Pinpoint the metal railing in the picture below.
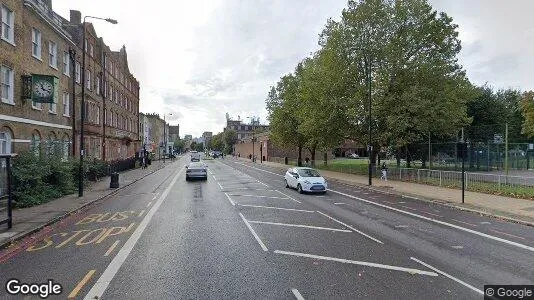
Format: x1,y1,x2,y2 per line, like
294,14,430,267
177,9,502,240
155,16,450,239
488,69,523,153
0,155,14,229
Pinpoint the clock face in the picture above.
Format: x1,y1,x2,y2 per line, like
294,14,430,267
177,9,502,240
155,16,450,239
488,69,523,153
33,80,53,98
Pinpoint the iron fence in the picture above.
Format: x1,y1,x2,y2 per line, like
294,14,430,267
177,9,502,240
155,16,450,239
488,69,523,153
0,155,13,229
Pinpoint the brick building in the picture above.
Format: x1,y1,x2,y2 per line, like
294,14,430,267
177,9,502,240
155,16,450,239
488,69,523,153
1,0,75,158
223,114,269,142
234,131,333,163
0,0,140,161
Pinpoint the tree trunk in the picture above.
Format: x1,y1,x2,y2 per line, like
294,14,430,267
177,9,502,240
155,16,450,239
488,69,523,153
310,146,316,167
406,146,411,168
324,152,328,166
396,147,401,168
297,146,302,167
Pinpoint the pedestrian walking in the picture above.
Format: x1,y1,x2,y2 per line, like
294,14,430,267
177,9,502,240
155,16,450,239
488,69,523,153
381,163,388,181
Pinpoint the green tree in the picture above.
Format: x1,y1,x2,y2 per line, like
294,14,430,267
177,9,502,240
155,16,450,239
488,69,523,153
210,132,225,151
173,139,185,153
266,73,307,166
316,0,474,167
224,129,238,154
520,91,534,138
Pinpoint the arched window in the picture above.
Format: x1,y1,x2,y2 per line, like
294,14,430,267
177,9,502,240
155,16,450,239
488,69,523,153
31,131,41,156
0,127,12,155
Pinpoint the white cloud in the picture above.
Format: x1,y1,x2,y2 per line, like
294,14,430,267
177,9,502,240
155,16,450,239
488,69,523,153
53,0,534,137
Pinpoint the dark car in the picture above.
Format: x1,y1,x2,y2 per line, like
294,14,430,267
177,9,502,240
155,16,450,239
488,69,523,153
185,162,208,181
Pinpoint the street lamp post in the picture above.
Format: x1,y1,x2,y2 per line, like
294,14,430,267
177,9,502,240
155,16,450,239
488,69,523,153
79,15,117,197
68,48,76,157
365,53,372,186
247,117,256,162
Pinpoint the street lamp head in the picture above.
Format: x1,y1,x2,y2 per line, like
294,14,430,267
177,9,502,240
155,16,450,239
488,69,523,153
105,18,118,24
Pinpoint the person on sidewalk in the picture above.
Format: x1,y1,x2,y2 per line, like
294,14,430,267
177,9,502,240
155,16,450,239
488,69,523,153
381,162,388,181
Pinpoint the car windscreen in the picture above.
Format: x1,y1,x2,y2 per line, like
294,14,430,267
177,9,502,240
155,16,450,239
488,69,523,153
297,169,321,177
188,163,205,169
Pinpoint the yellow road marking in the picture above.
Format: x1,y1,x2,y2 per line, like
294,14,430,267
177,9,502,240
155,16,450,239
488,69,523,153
68,269,96,299
104,240,120,256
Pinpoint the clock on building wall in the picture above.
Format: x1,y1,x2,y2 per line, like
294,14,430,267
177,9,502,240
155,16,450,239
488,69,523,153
29,74,58,103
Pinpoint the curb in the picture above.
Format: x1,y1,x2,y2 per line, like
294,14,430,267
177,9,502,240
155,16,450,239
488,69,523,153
0,163,168,250
246,161,534,228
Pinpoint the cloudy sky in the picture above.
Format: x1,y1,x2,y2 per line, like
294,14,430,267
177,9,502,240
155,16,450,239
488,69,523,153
52,0,534,138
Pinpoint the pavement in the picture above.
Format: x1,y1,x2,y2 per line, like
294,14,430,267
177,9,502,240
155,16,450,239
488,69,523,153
244,158,534,225
0,154,531,299
0,159,170,249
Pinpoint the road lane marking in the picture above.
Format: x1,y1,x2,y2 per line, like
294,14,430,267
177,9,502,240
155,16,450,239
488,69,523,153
398,201,406,204
316,211,383,244
137,210,146,217
328,190,534,253
69,270,96,299
334,202,346,205
257,180,269,187
275,250,438,276
451,219,478,227
410,257,483,295
208,169,213,175
146,201,152,208
104,240,120,256
395,225,409,228
228,194,288,199
238,204,315,213
275,190,302,203
239,213,268,251
216,181,224,190
224,193,236,206
222,188,277,191
451,245,464,249
399,205,418,211
421,211,442,218
292,289,305,300
248,220,352,233
229,161,534,253
83,167,184,300
480,221,491,225
490,229,526,240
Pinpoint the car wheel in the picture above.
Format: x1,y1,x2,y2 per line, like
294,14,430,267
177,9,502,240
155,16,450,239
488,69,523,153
297,184,303,194
186,176,189,181
285,179,289,188
322,191,327,195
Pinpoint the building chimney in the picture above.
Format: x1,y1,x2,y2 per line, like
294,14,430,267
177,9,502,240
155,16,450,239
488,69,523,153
70,10,81,25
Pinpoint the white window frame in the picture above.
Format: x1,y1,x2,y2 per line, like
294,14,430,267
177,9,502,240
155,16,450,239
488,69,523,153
1,65,14,104
86,70,91,90
1,5,15,45
48,41,58,69
96,76,100,95
89,44,94,57
49,100,57,114
32,100,42,110
75,62,81,83
32,28,42,60
63,92,70,117
0,130,12,155
63,52,70,76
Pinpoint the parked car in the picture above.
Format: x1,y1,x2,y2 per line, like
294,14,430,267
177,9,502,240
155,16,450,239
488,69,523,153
348,153,360,159
185,162,208,181
284,167,327,194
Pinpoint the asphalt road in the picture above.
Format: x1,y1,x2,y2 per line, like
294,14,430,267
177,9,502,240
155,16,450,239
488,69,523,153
0,155,532,299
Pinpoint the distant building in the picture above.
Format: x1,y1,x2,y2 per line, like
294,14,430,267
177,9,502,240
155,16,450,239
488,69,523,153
202,131,212,148
223,114,269,142
169,125,180,144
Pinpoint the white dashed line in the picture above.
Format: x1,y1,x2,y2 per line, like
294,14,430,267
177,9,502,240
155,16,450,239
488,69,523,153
238,204,315,213
275,250,438,276
224,193,235,206
316,211,383,244
248,220,352,233
410,257,483,295
292,289,305,300
239,213,268,252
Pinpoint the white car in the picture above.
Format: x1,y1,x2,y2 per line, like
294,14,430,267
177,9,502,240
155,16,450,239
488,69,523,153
284,167,327,194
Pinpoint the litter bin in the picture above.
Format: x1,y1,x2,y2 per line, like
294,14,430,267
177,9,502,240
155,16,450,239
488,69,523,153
110,172,119,188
